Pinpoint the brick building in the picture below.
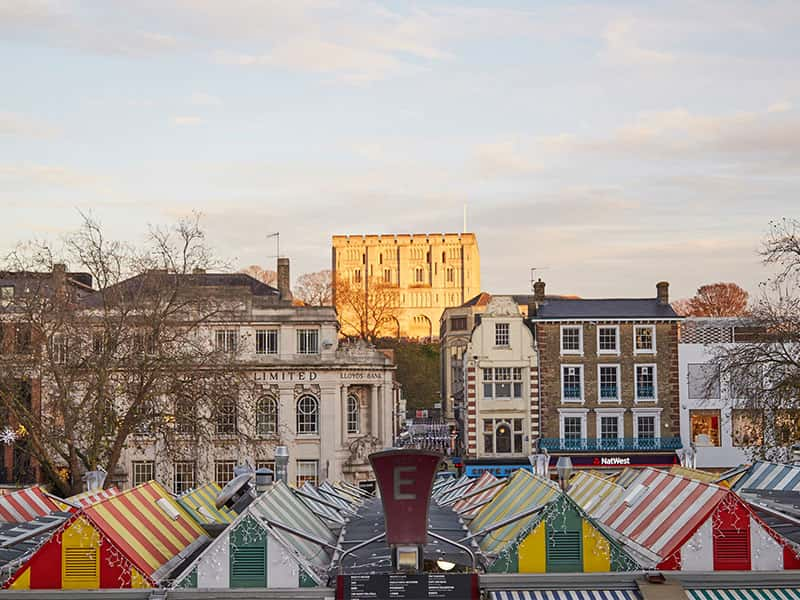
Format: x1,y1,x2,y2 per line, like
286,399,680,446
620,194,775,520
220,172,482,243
529,280,683,470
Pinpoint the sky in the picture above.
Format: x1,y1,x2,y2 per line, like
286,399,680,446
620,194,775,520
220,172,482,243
1,1,799,301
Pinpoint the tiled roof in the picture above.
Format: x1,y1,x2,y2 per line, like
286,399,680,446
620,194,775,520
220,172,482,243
533,298,679,319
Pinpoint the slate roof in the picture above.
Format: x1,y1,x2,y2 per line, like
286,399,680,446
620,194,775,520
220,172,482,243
532,298,679,320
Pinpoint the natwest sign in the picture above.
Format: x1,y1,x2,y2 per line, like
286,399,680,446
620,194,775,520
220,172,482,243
369,449,442,545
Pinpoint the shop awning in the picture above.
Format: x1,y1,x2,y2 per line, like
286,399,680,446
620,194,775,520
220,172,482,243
490,591,640,600
687,590,800,600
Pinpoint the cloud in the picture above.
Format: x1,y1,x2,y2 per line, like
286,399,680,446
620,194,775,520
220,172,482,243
0,164,109,189
600,18,675,66
172,116,202,126
767,100,792,113
472,140,542,177
189,92,221,106
0,111,59,138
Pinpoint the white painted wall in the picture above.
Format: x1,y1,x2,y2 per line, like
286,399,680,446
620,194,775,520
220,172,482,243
680,518,713,570
749,516,784,570
267,534,300,587
196,533,230,588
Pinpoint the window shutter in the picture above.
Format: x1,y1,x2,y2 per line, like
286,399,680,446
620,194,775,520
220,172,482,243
230,544,267,587
63,547,98,588
713,528,750,570
546,530,582,572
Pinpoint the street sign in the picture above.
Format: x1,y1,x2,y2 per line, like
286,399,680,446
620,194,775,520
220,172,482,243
337,573,479,600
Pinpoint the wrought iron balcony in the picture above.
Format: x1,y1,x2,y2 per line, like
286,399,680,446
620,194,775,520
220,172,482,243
538,437,683,452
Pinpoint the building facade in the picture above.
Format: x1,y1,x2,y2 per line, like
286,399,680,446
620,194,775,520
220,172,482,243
332,233,481,339
678,317,761,470
530,280,682,470
461,296,539,460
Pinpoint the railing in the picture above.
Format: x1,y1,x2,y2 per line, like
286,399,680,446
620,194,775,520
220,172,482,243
539,437,683,452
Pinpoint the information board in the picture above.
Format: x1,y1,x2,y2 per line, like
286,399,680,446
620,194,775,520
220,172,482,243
336,573,479,600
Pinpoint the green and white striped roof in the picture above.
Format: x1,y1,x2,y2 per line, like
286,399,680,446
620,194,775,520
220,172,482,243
568,471,625,518
687,590,800,600
177,482,236,525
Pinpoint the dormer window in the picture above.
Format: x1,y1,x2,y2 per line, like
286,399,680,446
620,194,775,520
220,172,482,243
495,323,510,346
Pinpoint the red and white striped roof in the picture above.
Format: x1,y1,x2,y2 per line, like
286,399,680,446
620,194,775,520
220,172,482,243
453,472,503,519
0,487,61,523
601,468,728,559
65,486,120,507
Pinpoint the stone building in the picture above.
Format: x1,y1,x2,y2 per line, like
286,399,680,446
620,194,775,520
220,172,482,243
119,259,398,491
529,280,683,470
331,233,481,339
460,296,539,462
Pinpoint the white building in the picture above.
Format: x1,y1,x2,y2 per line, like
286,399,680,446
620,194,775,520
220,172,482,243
679,317,759,469
462,296,539,460
120,259,397,492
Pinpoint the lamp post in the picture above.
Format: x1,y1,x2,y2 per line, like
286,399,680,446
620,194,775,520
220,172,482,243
556,456,573,491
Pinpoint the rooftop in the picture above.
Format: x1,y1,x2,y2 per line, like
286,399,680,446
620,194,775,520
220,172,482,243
532,298,679,320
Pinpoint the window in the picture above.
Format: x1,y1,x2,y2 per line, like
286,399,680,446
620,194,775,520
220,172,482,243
559,410,588,449
637,416,656,439
775,410,800,446
450,317,467,331
414,267,424,283
632,409,661,445
14,324,32,354
215,329,238,353
297,329,319,354
732,409,763,446
446,268,454,283
214,461,236,487
133,403,155,435
347,395,360,434
560,326,582,354
256,460,275,473
599,415,620,448
561,365,584,402
131,461,154,486
297,394,319,434
174,396,195,435
91,331,106,355
383,269,391,283
482,418,523,454
256,396,278,437
482,367,523,399
564,417,582,440
215,397,237,435
174,462,196,494
495,323,510,346
635,365,657,401
353,269,362,283
690,409,721,446
0,285,14,307
688,363,720,399
255,329,278,354
51,333,68,364
296,460,318,487
634,325,655,353
597,326,618,354
598,365,620,402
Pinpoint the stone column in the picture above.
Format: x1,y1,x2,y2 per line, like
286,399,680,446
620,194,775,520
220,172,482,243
320,385,338,481
376,384,384,443
340,385,348,446
371,384,379,438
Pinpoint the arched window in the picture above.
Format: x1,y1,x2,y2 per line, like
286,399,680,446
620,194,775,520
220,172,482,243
256,395,278,437
297,395,319,435
347,395,360,434
175,396,195,435
495,422,512,453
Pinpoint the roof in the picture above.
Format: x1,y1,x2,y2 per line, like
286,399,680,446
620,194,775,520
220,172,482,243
453,472,504,519
0,512,72,577
297,483,347,526
433,475,473,504
532,298,679,320
739,489,800,549
63,487,120,508
461,292,580,308
568,471,625,518
601,468,728,560
669,465,719,484
733,461,800,492
84,480,207,580
0,488,62,523
176,482,235,525
613,468,642,489
469,470,560,555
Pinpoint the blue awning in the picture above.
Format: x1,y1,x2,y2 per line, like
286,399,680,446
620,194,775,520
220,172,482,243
490,592,640,600
687,590,800,600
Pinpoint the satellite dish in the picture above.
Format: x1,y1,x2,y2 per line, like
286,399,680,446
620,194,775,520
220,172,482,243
215,473,253,509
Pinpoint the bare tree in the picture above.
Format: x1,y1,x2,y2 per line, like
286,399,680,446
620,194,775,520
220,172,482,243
673,282,749,317
240,264,277,286
334,275,400,341
295,269,332,306
0,214,270,495
708,219,800,460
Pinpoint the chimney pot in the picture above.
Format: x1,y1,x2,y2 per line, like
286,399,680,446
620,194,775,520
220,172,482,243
657,281,669,305
277,258,291,301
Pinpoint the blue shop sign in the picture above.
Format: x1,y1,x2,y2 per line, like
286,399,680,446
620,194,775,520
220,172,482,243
464,464,532,477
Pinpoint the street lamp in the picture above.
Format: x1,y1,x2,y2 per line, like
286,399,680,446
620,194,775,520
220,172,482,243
274,446,289,484
556,456,573,491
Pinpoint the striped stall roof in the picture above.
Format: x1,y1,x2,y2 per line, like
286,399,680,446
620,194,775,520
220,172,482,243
64,487,120,508
177,482,235,525
249,481,336,572
614,468,642,488
733,462,800,493
454,472,503,519
433,475,471,502
336,480,372,499
0,487,61,523
84,480,206,579
297,483,346,526
568,471,625,518
470,470,560,555
436,476,476,505
601,468,728,560
318,482,360,511
686,590,800,600
669,466,719,484
331,482,366,505
490,591,641,600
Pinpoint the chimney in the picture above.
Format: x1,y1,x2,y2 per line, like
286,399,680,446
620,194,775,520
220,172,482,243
192,267,206,275
657,281,669,305
529,278,546,316
277,258,291,301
